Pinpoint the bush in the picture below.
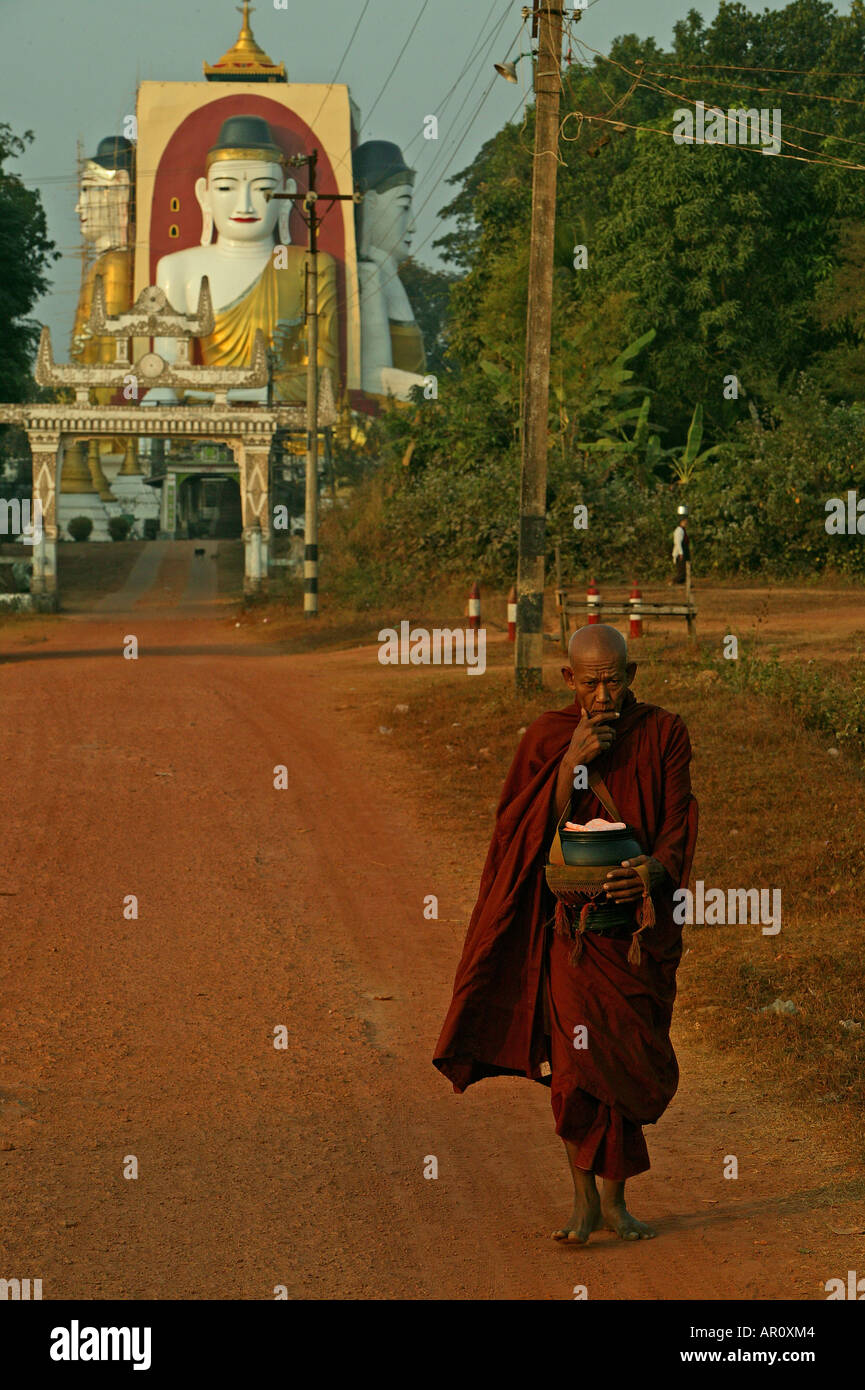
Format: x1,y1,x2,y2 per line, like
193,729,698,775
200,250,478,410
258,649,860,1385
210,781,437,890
713,646,865,765
108,515,133,542
67,516,93,542
322,371,865,603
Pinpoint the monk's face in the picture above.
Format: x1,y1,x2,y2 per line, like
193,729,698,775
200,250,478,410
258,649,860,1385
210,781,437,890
562,648,636,716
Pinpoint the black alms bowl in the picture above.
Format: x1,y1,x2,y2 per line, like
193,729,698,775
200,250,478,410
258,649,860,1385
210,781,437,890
559,825,643,867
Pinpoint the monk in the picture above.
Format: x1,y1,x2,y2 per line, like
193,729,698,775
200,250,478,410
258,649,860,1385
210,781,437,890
434,624,698,1243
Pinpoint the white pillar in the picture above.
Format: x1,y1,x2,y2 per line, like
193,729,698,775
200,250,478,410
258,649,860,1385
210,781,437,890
28,432,61,608
161,473,177,536
237,438,272,595
244,524,262,594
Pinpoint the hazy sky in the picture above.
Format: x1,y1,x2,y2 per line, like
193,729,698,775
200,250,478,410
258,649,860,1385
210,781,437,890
0,0,849,346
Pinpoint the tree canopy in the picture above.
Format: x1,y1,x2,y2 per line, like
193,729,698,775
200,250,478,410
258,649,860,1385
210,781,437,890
335,1,865,590
0,124,58,404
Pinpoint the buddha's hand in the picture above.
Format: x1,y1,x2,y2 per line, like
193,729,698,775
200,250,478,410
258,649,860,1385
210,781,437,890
564,708,619,771
604,854,666,903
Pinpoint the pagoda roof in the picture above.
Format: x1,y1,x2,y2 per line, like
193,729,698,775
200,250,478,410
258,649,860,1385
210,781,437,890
204,2,287,83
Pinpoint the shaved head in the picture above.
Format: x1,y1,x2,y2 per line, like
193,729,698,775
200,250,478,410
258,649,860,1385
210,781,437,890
562,624,636,715
567,623,628,671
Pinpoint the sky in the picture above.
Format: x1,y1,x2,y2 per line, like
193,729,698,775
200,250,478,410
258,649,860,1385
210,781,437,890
0,0,851,348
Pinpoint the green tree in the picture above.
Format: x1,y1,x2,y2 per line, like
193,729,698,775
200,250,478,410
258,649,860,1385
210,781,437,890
0,125,59,403
396,259,458,376
326,0,865,597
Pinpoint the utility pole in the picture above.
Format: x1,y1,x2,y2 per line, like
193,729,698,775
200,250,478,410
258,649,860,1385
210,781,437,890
270,153,359,617
304,151,321,620
515,1,565,692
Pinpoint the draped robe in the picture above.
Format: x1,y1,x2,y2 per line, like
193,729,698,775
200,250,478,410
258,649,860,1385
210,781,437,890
71,248,133,452
433,690,698,1179
198,250,339,405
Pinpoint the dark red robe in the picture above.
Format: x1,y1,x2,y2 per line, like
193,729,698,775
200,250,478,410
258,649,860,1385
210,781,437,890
433,690,698,1178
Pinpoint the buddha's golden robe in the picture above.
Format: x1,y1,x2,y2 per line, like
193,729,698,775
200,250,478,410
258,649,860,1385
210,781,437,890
199,249,340,403
389,320,426,375
70,248,133,407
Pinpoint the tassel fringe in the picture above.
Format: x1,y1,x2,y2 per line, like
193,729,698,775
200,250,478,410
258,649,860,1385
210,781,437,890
637,889,656,931
627,885,656,965
552,882,655,969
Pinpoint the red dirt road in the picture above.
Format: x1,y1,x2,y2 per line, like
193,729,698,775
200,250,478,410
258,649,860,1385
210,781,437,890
0,547,859,1299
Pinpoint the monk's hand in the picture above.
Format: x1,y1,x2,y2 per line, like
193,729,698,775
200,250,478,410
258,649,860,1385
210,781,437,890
604,854,665,903
565,708,619,770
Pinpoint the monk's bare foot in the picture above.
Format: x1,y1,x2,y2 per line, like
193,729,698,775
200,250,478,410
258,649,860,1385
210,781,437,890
601,1200,656,1240
552,1190,601,1244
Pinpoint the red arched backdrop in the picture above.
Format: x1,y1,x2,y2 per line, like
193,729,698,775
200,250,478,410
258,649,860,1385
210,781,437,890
149,93,349,384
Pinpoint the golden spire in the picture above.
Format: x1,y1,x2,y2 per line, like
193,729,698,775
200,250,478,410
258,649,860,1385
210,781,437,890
204,1,287,83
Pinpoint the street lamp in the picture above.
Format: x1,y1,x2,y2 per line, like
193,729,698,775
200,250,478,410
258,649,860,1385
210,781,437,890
494,53,533,83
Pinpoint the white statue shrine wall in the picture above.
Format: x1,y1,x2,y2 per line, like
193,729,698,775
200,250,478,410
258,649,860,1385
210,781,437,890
133,80,361,393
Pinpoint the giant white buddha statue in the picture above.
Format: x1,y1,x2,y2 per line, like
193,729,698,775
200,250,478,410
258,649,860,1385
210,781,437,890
69,134,137,482
150,115,339,404
71,135,135,374
353,140,427,401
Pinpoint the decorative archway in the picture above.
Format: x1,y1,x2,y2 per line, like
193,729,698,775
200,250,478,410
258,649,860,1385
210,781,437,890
0,280,336,606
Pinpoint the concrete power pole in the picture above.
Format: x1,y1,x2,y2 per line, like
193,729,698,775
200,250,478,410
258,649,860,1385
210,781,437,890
515,1,565,693
270,153,358,618
304,152,321,619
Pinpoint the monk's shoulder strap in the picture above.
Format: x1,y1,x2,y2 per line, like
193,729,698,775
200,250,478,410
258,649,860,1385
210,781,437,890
547,767,623,867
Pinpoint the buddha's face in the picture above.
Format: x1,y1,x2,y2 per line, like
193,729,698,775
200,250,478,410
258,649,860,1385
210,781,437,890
75,165,130,250
362,182,415,264
196,159,295,245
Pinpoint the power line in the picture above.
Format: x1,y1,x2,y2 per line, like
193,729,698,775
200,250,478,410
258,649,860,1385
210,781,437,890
562,107,865,174
643,60,865,79
571,41,865,172
401,0,511,159
28,20,523,340
641,65,865,112
307,0,373,136
361,0,433,136
338,54,528,327
407,10,519,205
44,1,507,194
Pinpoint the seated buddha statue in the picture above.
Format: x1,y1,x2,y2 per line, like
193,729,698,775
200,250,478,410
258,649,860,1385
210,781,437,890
71,135,135,388
150,116,338,405
353,140,427,401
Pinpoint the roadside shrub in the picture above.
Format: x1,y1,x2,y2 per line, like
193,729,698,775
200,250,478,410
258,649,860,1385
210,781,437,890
108,515,133,542
67,516,93,543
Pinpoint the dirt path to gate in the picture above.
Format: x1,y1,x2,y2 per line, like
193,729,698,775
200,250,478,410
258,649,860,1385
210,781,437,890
0,562,860,1300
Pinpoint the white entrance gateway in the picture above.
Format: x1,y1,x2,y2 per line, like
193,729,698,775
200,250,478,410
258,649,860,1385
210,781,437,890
0,278,335,607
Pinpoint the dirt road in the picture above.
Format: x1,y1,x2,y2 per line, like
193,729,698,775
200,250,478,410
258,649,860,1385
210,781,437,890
0,544,858,1300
